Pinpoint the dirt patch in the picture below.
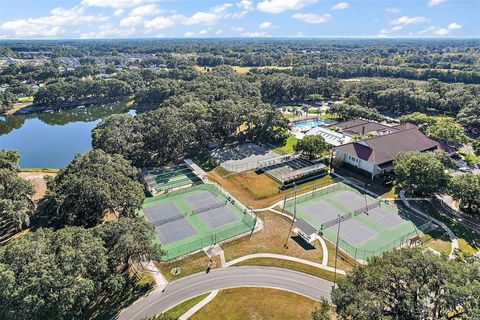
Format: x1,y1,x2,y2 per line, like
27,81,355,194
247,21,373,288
3,101,32,115
18,171,56,201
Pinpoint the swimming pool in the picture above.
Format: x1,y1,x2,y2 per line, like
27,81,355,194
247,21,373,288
294,120,327,130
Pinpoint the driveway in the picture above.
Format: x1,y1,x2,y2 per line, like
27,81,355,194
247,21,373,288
117,266,333,320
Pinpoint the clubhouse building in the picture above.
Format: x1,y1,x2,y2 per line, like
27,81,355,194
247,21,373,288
334,124,440,178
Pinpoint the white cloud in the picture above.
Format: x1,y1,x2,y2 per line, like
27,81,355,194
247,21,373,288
428,0,446,7
212,3,233,14
80,24,135,38
385,7,401,14
390,16,428,25
448,22,461,30
185,12,220,26
419,22,461,36
257,0,317,14
433,28,450,35
184,31,195,37
331,2,350,10
144,15,183,30
129,4,162,16
198,29,208,35
243,31,269,37
231,26,244,32
379,25,403,36
215,29,223,35
120,16,143,26
226,10,249,19
81,0,155,9
1,5,108,38
259,21,272,29
292,13,331,24
113,9,125,16
237,0,254,11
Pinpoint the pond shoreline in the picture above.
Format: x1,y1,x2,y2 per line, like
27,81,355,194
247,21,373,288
9,96,131,116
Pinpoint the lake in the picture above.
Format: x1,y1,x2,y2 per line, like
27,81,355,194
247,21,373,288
0,103,135,168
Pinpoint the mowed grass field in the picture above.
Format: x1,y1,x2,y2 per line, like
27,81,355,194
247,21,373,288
189,288,323,320
208,168,336,208
194,65,292,74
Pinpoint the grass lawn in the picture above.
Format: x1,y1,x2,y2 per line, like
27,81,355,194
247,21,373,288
458,150,480,165
208,169,336,208
222,170,282,200
283,113,297,119
232,66,252,73
410,200,480,255
325,241,359,272
223,211,358,272
235,258,342,282
222,211,326,263
190,288,322,320
420,228,452,256
258,65,292,71
156,252,221,281
17,96,33,102
165,293,209,319
274,136,298,155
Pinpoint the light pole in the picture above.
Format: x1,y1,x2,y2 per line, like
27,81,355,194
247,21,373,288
332,214,341,290
363,182,370,214
284,182,297,249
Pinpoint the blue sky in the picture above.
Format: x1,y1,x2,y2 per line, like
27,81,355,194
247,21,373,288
0,0,478,39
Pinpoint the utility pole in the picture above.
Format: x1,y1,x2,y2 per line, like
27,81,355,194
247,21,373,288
332,214,341,290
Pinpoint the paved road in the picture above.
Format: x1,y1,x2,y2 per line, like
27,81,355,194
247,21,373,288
117,266,333,320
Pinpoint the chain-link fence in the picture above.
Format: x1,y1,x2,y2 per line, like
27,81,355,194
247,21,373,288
161,182,257,260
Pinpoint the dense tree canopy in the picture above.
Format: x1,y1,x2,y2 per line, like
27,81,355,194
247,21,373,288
43,149,144,227
0,168,35,230
93,72,289,167
295,135,329,159
448,174,480,215
0,150,35,230
332,248,480,320
328,103,383,122
0,217,162,320
34,79,133,107
394,151,449,196
0,150,21,170
426,119,467,146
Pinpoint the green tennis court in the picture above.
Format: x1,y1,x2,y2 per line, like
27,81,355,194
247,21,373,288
284,182,431,260
140,183,257,260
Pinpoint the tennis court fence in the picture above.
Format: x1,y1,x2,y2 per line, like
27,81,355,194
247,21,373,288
158,181,258,260
284,182,356,211
323,218,435,260
162,213,256,260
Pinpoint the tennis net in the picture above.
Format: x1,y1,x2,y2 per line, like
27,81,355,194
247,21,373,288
353,201,381,216
153,214,185,226
321,212,352,229
192,202,225,215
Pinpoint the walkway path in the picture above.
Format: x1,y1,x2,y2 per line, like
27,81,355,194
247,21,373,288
226,253,345,274
117,266,333,320
399,190,458,259
178,290,219,320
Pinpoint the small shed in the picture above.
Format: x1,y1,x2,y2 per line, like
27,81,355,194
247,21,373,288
293,219,318,243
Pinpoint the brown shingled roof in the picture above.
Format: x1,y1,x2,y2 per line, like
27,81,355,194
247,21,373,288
334,128,440,165
335,119,399,136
